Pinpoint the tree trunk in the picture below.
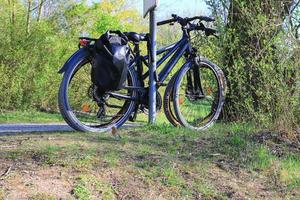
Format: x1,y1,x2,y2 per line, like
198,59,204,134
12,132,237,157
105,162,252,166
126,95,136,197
26,0,32,34
7,0,16,39
37,0,45,22
11,0,15,26
223,0,294,121
7,0,16,25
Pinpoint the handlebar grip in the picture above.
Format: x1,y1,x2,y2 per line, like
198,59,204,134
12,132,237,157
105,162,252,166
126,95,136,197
205,28,217,36
157,18,177,26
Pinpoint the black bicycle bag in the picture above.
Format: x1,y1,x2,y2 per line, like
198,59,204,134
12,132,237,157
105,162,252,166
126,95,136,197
91,31,130,93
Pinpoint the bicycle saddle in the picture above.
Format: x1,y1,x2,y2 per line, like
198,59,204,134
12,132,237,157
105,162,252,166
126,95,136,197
125,32,147,43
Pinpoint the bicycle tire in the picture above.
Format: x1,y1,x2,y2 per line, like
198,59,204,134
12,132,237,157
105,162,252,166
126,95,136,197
58,59,138,132
163,72,180,127
172,58,226,130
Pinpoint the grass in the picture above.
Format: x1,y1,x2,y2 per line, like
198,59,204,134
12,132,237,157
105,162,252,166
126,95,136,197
0,189,4,200
29,193,56,200
0,122,299,199
280,155,300,189
72,174,115,200
0,109,168,125
0,111,63,123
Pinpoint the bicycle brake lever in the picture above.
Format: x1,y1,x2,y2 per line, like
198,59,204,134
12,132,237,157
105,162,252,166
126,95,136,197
205,28,218,37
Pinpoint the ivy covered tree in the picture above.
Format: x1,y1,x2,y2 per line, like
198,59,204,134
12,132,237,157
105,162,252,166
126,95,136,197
206,0,300,130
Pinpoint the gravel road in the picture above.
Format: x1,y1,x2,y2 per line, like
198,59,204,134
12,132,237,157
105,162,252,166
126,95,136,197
0,123,74,135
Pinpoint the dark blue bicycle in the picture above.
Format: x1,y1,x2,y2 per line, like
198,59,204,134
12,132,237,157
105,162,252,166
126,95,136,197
58,14,227,132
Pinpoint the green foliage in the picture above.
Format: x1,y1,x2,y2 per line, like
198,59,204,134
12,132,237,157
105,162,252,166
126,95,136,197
0,0,299,136
204,0,300,133
0,0,143,112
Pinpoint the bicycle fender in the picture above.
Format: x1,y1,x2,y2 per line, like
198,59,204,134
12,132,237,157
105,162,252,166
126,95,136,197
58,47,91,74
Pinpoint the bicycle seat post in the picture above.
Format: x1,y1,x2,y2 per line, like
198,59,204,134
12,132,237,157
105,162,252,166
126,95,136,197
144,0,159,124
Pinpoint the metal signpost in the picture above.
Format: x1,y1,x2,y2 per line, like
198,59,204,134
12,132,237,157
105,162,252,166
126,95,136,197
144,0,159,124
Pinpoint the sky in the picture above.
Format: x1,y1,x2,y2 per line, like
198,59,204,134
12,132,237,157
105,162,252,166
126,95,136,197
89,0,210,20
137,0,210,20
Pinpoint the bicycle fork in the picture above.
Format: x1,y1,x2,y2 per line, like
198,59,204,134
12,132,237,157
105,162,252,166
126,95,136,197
186,61,206,100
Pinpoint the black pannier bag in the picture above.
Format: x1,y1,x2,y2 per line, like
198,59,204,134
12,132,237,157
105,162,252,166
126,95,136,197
91,31,130,93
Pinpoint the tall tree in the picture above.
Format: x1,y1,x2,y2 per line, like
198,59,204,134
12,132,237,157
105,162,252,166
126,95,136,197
7,0,16,38
26,0,32,34
207,0,297,121
37,0,46,22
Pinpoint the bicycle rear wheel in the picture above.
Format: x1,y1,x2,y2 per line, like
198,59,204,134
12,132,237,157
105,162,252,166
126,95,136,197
58,59,138,132
173,58,226,130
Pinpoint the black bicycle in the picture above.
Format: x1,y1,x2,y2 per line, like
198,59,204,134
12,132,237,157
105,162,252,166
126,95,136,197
58,14,227,132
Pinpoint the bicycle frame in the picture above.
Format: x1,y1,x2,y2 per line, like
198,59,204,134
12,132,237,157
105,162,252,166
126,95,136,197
110,32,198,101
136,34,192,87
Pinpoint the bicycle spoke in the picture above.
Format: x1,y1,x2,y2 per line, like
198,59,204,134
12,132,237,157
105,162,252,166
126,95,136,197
63,59,137,130
173,60,225,130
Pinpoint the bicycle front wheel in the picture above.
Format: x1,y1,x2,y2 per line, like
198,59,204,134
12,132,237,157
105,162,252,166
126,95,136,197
173,58,226,130
163,72,180,127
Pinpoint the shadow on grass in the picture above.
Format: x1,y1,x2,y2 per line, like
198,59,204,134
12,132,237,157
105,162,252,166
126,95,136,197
1,123,300,198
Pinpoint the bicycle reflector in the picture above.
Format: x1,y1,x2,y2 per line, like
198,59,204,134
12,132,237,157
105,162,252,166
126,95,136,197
79,39,90,46
82,103,90,113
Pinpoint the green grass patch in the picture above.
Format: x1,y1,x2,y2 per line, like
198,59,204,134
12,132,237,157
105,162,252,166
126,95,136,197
251,146,276,170
161,166,186,187
280,155,300,189
0,111,63,123
102,151,120,167
5,150,23,160
73,180,91,200
72,174,115,200
33,145,64,165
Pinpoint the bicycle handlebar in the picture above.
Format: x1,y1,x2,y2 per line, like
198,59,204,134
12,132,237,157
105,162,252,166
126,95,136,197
157,18,177,26
203,27,217,36
157,14,217,37
157,14,215,26
190,23,217,37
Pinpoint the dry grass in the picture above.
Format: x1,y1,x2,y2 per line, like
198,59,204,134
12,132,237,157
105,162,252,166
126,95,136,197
0,124,299,199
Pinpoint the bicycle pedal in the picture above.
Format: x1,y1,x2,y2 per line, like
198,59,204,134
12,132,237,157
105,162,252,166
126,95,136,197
128,115,136,122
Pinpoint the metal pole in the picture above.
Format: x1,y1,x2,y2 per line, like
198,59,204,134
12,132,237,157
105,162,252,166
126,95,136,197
148,9,157,124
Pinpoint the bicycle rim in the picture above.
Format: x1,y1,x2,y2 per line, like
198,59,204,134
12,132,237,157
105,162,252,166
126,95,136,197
61,59,137,131
173,60,224,130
